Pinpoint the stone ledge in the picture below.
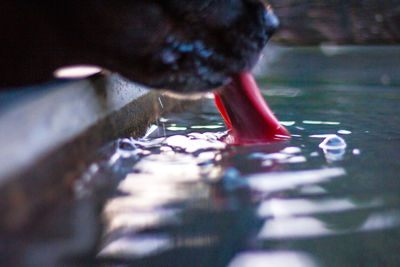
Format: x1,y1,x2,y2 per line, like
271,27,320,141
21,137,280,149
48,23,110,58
0,73,190,234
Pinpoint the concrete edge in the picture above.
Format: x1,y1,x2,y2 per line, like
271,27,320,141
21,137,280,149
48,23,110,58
0,73,193,234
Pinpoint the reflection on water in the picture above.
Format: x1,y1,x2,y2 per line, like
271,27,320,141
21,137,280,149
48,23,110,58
69,63,400,266
98,131,226,262
228,250,320,267
83,79,400,266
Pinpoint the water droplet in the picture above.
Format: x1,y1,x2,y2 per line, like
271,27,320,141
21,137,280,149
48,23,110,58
319,135,347,150
319,135,347,161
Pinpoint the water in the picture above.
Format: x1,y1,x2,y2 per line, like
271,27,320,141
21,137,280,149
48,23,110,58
73,74,400,267
32,46,396,266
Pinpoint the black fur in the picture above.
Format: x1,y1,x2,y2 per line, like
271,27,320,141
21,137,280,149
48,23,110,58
0,0,278,92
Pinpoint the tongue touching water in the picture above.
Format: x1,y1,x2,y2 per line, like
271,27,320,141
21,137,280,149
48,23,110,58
215,72,290,145
76,46,400,267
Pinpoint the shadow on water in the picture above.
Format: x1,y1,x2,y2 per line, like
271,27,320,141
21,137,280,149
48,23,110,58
62,47,400,267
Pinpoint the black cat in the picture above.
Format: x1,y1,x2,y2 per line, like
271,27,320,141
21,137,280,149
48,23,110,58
0,0,278,92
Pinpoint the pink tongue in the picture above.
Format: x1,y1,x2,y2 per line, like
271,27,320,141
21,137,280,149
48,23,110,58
214,72,290,145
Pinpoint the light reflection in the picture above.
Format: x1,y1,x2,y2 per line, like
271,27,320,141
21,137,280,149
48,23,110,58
262,88,302,97
257,216,335,239
258,210,400,240
361,211,400,231
159,117,169,123
249,146,306,165
309,134,337,138
257,198,382,218
337,129,352,135
280,121,296,126
303,120,340,125
106,209,180,233
197,151,219,164
144,124,159,138
191,125,224,129
247,168,346,192
228,251,320,267
280,147,302,154
97,106,361,263
129,157,201,182
100,133,225,259
98,235,171,258
164,134,226,153
104,195,182,213
53,65,102,79
298,185,327,195
167,126,188,131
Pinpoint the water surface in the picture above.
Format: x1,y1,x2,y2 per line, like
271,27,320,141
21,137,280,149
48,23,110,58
79,75,400,267
72,46,400,267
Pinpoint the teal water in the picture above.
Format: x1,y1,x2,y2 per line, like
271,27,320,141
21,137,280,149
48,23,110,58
67,46,400,266
89,76,400,266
